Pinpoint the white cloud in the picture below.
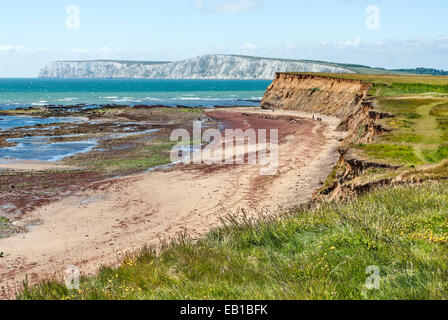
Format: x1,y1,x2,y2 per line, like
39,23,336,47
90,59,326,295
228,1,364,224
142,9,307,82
0,45,14,52
69,46,117,55
0,46,182,77
242,43,256,49
340,37,362,47
227,37,448,70
1,36,448,77
0,45,48,55
195,0,261,13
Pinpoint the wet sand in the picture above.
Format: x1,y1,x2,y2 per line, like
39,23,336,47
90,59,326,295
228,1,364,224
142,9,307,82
0,107,344,299
0,160,76,171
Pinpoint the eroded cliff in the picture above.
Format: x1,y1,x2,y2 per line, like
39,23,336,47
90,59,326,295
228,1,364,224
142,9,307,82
260,73,371,118
260,73,396,201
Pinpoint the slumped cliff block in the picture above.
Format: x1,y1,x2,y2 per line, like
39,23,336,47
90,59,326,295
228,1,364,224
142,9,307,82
260,73,371,118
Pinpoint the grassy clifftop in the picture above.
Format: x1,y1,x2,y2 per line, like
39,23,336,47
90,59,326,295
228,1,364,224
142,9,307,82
300,73,448,201
290,72,448,96
356,98,448,167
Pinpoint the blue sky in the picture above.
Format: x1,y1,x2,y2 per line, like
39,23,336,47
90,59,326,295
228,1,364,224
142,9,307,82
1,0,447,77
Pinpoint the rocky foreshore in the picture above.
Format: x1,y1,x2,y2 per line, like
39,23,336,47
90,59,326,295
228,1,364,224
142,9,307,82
0,105,218,220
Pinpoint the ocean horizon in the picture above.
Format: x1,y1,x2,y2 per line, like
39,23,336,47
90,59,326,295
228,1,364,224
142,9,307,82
0,78,271,109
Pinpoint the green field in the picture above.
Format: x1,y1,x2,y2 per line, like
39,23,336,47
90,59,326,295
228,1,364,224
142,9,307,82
354,97,448,167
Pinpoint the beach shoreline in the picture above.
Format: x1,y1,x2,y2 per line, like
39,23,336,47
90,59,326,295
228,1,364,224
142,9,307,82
0,107,343,299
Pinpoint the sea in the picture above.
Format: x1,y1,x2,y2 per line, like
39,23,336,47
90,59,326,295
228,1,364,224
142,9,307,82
0,78,271,162
0,78,270,110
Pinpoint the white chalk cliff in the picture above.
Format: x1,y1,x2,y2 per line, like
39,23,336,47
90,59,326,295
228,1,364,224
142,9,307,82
38,54,353,79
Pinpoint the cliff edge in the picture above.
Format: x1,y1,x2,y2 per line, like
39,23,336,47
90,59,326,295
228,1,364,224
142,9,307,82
260,73,397,201
260,73,371,118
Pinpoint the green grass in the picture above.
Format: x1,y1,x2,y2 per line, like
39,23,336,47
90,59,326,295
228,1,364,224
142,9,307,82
377,98,436,117
430,103,448,142
295,73,448,85
19,182,448,300
0,216,9,224
289,73,448,97
399,160,448,181
356,143,422,165
372,83,448,97
382,133,423,144
92,143,175,171
430,102,448,117
173,107,204,114
354,98,448,166
68,140,176,174
423,145,448,163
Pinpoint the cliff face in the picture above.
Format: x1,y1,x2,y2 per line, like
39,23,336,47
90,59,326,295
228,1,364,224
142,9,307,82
260,73,371,118
260,73,397,201
38,55,353,79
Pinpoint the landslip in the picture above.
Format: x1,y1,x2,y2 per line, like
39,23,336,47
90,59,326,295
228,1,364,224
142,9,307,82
261,72,448,201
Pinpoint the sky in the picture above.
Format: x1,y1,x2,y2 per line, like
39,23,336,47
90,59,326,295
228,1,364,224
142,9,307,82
0,0,447,77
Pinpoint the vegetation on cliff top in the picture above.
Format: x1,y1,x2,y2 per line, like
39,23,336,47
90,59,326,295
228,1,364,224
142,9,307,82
391,68,448,76
355,97,448,167
286,73,448,171
288,73,448,97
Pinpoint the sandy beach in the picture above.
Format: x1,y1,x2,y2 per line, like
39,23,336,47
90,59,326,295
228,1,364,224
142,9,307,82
0,108,343,299
0,160,76,171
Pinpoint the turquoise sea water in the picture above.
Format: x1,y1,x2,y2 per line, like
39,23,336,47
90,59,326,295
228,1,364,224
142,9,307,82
0,79,270,161
0,78,271,109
